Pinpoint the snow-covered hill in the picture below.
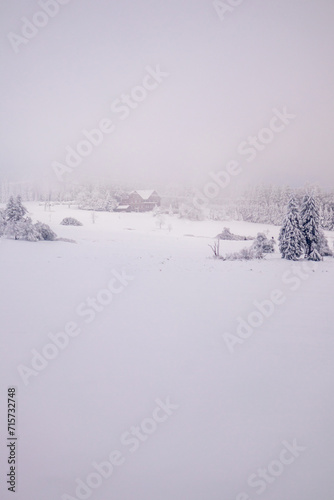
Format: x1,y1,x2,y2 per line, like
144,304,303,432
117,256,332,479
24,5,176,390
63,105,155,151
1,203,333,500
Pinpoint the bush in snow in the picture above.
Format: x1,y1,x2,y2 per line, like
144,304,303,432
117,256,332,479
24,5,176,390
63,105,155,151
77,190,117,212
60,217,83,226
320,204,333,230
1,196,58,242
224,247,264,261
34,222,57,241
178,203,205,221
219,233,272,260
18,218,40,241
0,209,5,236
155,214,166,229
216,227,254,241
209,233,266,261
250,233,275,257
5,217,40,241
6,218,58,242
317,229,333,257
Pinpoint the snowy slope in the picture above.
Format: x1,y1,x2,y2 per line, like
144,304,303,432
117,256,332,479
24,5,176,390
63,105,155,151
0,203,333,500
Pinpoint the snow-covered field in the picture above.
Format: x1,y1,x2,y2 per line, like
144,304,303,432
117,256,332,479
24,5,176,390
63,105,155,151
1,203,333,500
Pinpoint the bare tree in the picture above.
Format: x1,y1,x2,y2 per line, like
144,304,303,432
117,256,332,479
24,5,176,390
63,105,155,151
209,239,220,258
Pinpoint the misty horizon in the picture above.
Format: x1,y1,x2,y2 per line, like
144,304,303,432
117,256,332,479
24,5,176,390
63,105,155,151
1,0,334,190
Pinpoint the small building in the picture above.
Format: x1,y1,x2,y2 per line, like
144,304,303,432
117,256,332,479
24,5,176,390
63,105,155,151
118,190,160,212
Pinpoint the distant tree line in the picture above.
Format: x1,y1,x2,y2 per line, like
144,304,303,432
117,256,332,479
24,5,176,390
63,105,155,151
204,185,334,230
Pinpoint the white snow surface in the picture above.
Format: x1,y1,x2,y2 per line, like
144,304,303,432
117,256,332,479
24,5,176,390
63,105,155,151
0,203,333,500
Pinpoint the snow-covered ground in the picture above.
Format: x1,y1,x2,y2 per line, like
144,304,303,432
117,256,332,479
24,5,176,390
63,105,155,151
1,203,333,500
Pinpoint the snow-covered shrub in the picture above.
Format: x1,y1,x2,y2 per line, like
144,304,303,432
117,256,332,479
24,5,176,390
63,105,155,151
216,227,254,241
1,197,57,243
18,218,41,241
3,220,17,239
317,229,333,257
60,217,83,226
0,209,5,236
178,203,205,221
320,204,334,230
210,234,265,261
208,208,228,221
224,247,263,261
34,222,57,241
77,190,117,212
251,232,275,255
5,217,40,241
217,228,236,240
155,214,166,229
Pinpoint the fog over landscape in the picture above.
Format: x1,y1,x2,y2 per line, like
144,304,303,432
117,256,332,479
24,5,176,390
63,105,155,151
1,2,334,500
1,0,334,189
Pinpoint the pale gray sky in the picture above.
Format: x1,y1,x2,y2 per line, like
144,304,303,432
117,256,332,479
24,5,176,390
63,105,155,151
1,0,334,190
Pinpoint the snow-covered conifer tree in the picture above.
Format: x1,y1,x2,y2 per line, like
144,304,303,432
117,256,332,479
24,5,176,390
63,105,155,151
300,193,322,261
4,196,28,239
15,218,39,241
4,196,17,222
279,196,305,260
5,195,27,223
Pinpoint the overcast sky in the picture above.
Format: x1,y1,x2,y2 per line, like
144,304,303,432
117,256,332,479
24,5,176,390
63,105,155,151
1,0,334,191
